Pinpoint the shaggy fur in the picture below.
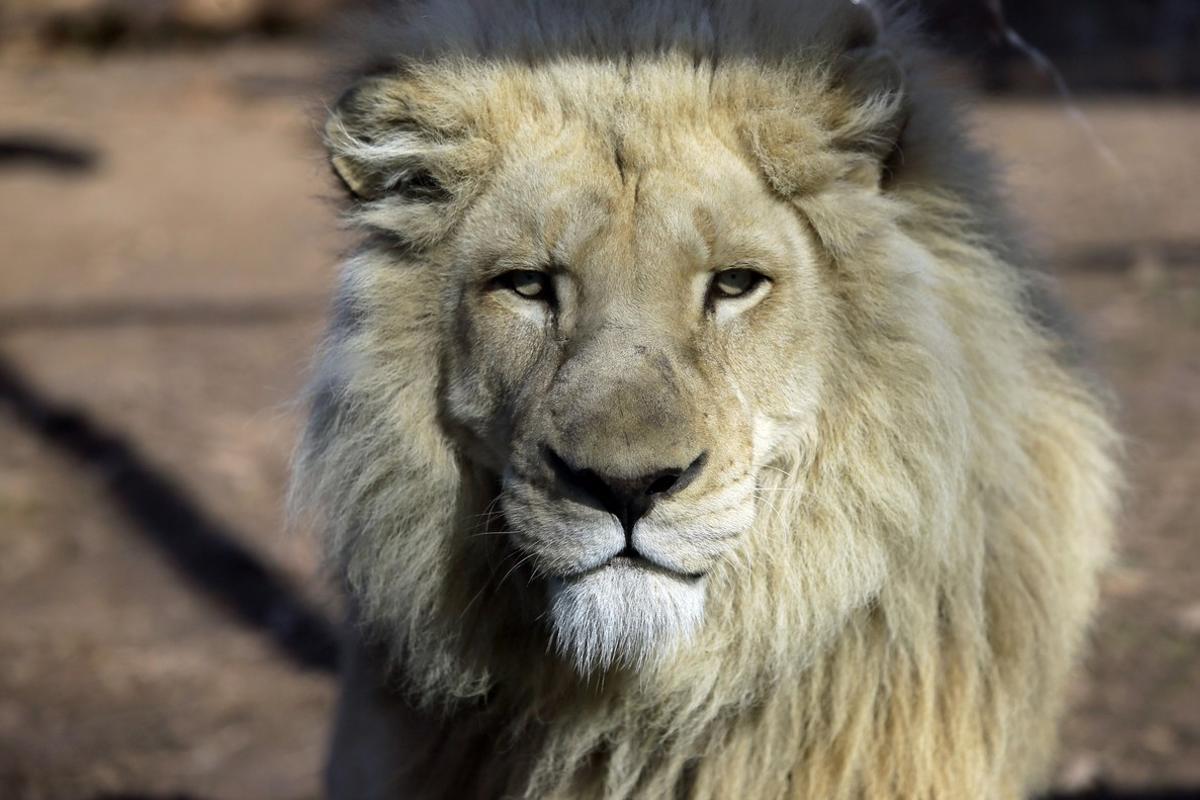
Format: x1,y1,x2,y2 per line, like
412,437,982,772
292,1,1120,798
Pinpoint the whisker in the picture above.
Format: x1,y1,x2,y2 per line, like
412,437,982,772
461,542,531,619
466,494,506,524
750,489,792,532
756,463,794,479
496,550,539,591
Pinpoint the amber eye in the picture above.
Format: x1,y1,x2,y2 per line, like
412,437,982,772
711,268,767,299
498,270,554,302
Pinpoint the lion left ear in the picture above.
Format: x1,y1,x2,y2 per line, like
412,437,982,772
830,6,910,189
745,6,910,198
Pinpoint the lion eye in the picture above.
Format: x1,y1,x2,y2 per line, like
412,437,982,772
711,268,766,299
499,270,553,301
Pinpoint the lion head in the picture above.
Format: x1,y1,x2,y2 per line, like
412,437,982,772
296,7,1116,793
300,1,919,679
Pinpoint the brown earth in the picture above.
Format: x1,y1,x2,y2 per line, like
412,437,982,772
1,0,341,53
0,44,1197,800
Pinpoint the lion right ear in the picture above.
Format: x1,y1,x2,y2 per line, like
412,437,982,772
326,78,444,202
324,75,493,244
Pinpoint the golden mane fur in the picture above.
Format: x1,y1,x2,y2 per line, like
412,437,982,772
292,1,1120,797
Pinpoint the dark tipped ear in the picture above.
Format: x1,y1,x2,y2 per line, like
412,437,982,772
325,80,380,199
323,74,494,245
832,5,910,187
327,73,493,204
325,77,453,203
326,86,358,196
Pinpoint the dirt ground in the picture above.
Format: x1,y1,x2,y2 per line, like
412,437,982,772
0,44,1197,800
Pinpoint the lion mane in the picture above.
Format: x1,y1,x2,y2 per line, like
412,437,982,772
292,1,1120,797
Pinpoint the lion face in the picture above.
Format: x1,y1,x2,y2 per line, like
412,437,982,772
316,47,905,675
431,112,833,670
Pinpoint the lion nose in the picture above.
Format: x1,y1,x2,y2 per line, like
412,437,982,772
544,448,707,535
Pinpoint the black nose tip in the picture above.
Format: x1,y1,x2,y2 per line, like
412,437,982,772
544,448,707,535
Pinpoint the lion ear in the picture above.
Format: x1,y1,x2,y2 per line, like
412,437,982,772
830,7,909,188
325,77,454,203
323,75,492,244
324,82,375,200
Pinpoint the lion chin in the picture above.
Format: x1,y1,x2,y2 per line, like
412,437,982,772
546,558,707,674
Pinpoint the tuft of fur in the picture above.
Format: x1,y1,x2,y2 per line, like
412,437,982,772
293,1,1120,798
547,565,707,674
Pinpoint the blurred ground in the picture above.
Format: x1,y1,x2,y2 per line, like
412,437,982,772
0,0,339,52
0,44,1197,800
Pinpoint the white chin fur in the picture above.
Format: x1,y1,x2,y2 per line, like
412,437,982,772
547,562,706,675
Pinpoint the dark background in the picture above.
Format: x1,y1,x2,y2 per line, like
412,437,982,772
925,0,1200,93
6,1,1200,92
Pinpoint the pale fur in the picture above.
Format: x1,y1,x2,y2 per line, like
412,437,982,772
547,563,707,674
292,1,1120,797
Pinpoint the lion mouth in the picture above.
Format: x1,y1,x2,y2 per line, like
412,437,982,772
545,549,710,673
556,548,706,583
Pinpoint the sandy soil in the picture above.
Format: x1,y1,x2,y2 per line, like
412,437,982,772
0,45,1197,799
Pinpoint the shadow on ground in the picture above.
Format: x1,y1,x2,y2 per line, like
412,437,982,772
1045,789,1200,800
1056,240,1200,272
0,134,98,173
0,354,338,673
0,297,324,334
87,785,1200,799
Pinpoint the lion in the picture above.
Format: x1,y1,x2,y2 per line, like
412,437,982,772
291,1,1119,797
